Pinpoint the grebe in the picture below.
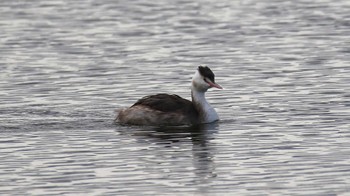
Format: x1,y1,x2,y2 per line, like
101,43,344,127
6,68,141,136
117,66,222,126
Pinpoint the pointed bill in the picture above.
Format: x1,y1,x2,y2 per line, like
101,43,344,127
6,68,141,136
207,81,223,89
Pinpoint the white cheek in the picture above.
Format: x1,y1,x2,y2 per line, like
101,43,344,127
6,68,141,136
203,81,211,88
193,80,209,91
192,71,211,91
199,80,207,86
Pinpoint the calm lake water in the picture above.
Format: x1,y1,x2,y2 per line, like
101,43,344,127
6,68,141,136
1,0,350,195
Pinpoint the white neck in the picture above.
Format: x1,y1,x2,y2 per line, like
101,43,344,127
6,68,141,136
191,87,219,123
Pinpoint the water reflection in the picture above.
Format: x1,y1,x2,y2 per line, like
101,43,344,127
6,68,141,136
117,122,218,186
189,124,218,189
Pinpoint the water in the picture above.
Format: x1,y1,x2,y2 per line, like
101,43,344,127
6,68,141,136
1,0,350,195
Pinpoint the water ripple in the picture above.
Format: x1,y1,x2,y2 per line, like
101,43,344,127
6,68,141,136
1,0,350,195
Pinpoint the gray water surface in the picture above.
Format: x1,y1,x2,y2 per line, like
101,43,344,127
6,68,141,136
1,0,350,195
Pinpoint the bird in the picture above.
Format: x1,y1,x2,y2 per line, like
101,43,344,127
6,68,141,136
116,66,222,126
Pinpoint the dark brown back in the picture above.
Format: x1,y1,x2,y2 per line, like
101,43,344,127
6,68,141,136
132,93,199,123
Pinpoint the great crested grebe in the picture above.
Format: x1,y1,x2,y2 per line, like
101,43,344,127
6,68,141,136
116,66,222,126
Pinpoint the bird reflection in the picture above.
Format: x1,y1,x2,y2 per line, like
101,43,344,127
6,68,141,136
117,122,219,187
